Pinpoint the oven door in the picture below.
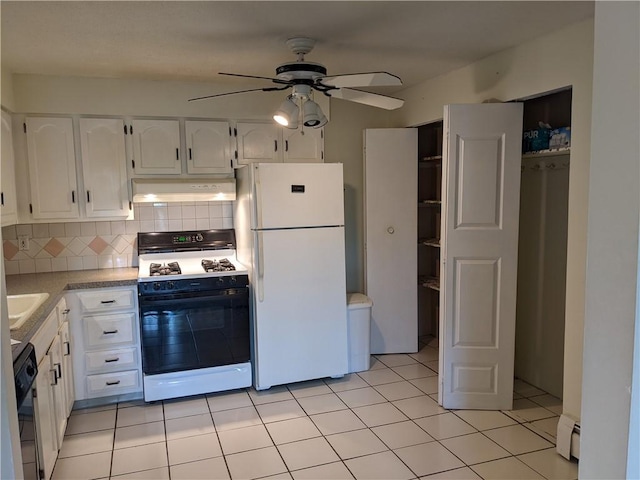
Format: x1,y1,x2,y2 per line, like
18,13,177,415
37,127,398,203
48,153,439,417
139,287,250,376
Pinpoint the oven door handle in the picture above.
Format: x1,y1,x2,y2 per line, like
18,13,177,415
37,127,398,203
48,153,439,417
256,231,264,302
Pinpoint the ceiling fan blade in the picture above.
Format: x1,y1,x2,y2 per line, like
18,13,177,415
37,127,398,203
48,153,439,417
188,86,289,102
219,72,290,85
320,72,402,88
328,88,404,110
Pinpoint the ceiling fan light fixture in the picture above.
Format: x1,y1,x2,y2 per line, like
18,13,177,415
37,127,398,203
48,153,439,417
302,99,326,128
273,96,299,128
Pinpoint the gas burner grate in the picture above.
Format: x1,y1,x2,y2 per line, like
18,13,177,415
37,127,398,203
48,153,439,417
201,258,236,273
150,262,182,276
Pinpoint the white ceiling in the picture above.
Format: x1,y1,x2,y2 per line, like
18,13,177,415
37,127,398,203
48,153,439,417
1,1,594,94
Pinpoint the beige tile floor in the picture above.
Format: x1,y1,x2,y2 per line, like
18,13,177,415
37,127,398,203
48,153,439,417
53,338,577,480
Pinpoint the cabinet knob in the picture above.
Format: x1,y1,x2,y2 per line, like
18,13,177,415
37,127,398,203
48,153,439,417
387,227,395,235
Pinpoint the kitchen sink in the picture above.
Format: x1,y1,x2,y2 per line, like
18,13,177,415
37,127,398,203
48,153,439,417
8,293,50,330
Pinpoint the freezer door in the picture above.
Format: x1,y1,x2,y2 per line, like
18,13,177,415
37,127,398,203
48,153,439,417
253,163,344,229
252,227,348,389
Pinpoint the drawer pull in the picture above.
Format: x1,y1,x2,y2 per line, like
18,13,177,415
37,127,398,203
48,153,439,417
100,300,116,304
106,380,121,386
50,369,58,386
103,329,119,335
55,362,62,379
104,357,120,363
64,341,71,356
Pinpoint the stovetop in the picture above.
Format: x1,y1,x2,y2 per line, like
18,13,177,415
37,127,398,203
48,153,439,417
138,250,248,282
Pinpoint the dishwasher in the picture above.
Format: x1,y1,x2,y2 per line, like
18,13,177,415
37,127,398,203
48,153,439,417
13,343,39,480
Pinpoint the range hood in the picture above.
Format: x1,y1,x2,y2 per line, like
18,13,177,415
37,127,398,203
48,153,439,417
132,178,236,203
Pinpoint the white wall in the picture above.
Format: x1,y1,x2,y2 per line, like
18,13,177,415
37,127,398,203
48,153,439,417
580,2,639,477
392,19,594,422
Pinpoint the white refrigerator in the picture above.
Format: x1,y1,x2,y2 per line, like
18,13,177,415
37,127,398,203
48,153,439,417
234,163,348,390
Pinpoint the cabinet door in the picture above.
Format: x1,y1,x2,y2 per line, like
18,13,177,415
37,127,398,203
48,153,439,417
34,358,58,480
282,128,323,163
364,128,418,354
185,120,233,174
79,118,129,217
131,119,181,174
1,111,18,226
59,321,75,417
25,117,79,219
48,334,67,449
236,122,280,164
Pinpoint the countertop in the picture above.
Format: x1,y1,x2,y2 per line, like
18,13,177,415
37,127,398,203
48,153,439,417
7,268,138,360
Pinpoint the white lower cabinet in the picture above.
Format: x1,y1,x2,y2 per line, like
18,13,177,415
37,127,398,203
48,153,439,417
68,285,142,401
30,297,74,480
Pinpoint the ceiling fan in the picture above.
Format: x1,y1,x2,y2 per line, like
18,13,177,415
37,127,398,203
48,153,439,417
188,37,404,129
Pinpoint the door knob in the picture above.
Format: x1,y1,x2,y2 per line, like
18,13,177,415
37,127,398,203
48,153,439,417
387,227,395,234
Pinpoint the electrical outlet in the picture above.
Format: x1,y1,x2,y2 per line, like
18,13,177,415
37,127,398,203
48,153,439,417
18,235,29,251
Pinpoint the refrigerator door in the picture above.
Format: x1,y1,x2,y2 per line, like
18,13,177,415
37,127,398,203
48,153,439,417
252,226,348,390
252,163,344,229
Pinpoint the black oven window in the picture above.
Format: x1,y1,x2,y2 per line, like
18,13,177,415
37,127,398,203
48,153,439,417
140,297,250,375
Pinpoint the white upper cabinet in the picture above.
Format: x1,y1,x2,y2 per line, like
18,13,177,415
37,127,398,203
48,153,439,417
236,122,324,165
185,120,233,174
1,111,18,226
236,122,280,164
25,117,79,220
282,128,323,163
131,119,181,174
79,118,130,217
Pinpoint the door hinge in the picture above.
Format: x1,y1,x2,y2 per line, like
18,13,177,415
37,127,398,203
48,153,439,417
234,127,237,137
234,150,238,159
29,204,33,214
23,123,27,133
230,159,233,168
132,160,135,169
321,151,324,160
129,201,132,210
1,192,4,206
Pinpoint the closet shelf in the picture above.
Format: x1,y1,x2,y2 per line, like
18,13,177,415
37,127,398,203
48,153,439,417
522,148,570,159
419,276,440,291
419,238,440,248
419,155,443,167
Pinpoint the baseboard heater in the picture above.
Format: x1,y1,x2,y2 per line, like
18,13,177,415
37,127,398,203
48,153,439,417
557,414,581,460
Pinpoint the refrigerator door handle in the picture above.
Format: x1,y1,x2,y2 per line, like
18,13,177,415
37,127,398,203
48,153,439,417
254,166,263,230
257,231,265,302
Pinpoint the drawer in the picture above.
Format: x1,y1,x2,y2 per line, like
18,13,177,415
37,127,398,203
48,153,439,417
83,313,135,348
85,347,138,373
77,289,135,313
86,370,140,398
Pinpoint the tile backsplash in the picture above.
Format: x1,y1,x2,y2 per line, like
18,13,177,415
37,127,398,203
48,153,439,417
2,201,234,275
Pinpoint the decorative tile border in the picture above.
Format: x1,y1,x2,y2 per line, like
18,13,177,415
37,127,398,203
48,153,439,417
2,201,234,275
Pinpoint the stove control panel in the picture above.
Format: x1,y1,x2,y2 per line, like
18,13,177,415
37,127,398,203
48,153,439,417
172,233,204,244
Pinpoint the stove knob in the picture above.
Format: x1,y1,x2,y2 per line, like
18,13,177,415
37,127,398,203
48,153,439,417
217,277,225,286
229,276,237,284
167,281,175,290
195,233,203,242
26,364,35,377
153,282,161,291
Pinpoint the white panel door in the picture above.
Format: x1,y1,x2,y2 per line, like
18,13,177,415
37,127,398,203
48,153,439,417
364,128,418,354
131,119,181,174
283,128,323,163
1,111,17,226
252,163,344,229
185,120,233,174
236,122,280,164
253,227,348,390
79,118,129,217
34,358,58,480
26,117,79,219
439,103,523,410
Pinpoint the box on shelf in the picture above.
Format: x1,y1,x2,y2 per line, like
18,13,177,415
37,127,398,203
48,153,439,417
549,127,571,150
523,127,550,153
